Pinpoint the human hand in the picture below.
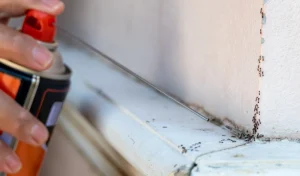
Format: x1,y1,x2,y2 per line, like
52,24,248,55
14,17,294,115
0,0,64,174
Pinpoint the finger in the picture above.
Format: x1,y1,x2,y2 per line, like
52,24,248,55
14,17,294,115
0,24,53,71
0,90,49,146
0,0,65,18
0,18,9,25
0,141,22,174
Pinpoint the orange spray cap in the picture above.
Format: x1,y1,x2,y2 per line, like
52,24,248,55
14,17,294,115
21,10,56,43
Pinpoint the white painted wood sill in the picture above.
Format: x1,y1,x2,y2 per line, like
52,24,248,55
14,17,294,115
48,30,300,176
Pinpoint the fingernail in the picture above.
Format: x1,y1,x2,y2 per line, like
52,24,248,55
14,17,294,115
5,155,21,173
32,45,52,68
31,124,49,145
42,0,63,9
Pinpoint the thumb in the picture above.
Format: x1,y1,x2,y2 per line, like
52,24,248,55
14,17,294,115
0,0,64,18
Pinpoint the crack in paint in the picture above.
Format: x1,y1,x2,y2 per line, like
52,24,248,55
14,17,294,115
188,143,249,175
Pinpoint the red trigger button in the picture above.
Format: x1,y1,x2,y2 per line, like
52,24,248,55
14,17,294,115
21,10,56,43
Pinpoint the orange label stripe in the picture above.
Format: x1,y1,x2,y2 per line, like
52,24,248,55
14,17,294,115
0,73,21,136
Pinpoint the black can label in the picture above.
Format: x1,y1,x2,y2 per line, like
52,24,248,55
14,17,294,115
0,61,71,176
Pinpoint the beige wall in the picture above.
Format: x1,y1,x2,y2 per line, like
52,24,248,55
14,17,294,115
260,0,300,138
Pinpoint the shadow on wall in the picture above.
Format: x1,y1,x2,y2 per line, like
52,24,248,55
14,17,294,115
155,0,188,99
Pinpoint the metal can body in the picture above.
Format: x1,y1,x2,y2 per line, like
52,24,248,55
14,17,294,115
0,42,71,175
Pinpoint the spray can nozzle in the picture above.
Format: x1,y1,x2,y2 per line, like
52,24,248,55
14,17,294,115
21,10,56,43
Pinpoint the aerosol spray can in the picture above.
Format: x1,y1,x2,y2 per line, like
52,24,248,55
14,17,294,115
0,10,72,175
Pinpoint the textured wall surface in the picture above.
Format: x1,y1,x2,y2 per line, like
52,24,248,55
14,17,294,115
58,0,262,132
260,0,300,138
